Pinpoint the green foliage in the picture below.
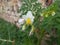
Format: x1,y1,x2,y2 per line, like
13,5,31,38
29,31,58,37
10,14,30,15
19,0,60,45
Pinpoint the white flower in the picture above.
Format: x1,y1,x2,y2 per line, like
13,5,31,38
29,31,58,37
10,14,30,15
16,18,24,28
22,11,34,25
18,18,25,25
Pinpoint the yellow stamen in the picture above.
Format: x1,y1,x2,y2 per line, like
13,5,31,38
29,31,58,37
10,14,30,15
26,18,32,25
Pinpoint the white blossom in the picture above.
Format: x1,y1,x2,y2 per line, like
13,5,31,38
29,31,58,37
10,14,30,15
22,11,34,24
18,18,25,25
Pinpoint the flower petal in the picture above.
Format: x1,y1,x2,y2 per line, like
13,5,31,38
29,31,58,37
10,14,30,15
18,18,25,24
27,11,33,17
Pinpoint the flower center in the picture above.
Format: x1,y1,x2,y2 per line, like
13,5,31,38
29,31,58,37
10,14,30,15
26,18,32,25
